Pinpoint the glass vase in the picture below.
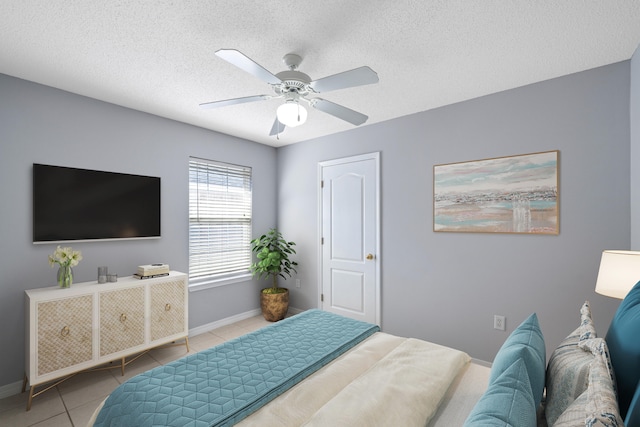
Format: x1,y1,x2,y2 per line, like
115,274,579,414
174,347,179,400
57,265,73,288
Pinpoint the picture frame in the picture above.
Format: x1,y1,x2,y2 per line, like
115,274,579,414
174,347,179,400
433,150,559,234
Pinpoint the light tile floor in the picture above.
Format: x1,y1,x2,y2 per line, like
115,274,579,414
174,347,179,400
0,315,273,427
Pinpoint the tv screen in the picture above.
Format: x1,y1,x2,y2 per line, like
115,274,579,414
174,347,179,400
33,164,161,243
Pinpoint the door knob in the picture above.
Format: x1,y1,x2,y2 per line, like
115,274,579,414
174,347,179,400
366,253,375,260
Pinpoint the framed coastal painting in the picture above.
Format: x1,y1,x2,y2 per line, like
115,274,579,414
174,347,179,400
433,150,559,234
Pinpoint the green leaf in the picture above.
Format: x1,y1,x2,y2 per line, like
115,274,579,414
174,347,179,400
249,228,298,283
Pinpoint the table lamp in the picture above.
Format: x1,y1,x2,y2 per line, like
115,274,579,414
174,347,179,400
595,250,640,299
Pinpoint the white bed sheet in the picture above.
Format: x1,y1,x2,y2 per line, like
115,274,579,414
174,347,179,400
237,332,471,426
428,360,491,426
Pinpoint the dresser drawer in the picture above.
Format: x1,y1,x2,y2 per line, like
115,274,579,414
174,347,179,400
36,295,93,376
149,278,186,342
99,286,145,357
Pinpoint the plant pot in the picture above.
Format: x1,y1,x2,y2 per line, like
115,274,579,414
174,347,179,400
260,288,289,322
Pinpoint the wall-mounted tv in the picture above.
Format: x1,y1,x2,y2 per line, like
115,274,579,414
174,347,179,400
33,164,161,243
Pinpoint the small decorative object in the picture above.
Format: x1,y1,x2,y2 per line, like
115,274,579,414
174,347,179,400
57,266,73,289
98,266,108,283
250,228,298,321
108,273,118,282
48,246,82,288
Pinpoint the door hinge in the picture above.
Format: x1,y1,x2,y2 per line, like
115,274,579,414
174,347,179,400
321,237,324,245
321,293,324,302
321,180,324,188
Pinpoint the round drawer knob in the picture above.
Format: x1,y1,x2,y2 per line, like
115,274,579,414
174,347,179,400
120,313,127,322
165,303,171,311
60,326,70,337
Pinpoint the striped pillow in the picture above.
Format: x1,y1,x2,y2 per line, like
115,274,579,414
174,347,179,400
544,302,597,426
553,338,622,427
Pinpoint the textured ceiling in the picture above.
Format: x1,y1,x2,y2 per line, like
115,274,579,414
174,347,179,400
2,1,640,147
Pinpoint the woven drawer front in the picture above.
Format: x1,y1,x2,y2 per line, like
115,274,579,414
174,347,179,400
150,279,185,341
37,295,93,376
100,286,145,357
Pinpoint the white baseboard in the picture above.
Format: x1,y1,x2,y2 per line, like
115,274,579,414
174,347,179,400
189,306,304,337
0,380,23,400
471,358,492,368
188,308,262,336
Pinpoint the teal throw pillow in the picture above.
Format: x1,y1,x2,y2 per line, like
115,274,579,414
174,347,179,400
606,280,640,419
464,358,536,427
626,381,640,427
488,313,546,407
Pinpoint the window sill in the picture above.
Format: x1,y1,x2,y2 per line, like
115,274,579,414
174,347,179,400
189,272,253,292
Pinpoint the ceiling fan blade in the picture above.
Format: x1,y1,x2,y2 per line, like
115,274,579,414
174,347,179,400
269,118,286,136
309,66,379,93
199,94,270,109
215,49,281,85
310,98,369,126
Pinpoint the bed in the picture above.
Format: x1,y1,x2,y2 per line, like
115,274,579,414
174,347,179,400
89,282,640,427
88,309,482,426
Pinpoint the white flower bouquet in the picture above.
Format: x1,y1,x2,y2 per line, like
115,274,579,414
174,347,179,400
48,246,82,288
48,246,83,268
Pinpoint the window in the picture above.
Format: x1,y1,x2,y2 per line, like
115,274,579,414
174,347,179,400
188,158,252,289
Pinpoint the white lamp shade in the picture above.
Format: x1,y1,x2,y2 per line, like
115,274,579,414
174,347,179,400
595,250,640,299
276,102,307,127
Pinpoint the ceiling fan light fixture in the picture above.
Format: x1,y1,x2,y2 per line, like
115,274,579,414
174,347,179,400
204,49,379,134
276,101,307,127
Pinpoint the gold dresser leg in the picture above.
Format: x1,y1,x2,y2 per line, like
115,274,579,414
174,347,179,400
26,385,35,411
185,336,190,352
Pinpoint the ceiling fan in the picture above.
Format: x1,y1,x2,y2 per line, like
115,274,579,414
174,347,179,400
200,49,379,136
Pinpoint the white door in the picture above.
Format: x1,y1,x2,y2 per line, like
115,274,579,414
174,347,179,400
319,153,380,325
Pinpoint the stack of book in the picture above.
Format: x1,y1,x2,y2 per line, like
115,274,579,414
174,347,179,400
134,263,170,279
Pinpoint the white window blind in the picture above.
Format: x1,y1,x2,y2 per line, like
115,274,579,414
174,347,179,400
189,158,252,282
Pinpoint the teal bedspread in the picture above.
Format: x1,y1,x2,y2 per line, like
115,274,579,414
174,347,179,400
94,309,379,427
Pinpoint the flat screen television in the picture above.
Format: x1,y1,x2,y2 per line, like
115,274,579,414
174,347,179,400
33,164,161,243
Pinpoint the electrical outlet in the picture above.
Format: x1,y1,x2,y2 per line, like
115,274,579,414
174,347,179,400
295,279,301,288
494,315,506,331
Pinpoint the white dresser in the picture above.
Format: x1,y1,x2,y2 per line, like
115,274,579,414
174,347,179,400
24,271,188,410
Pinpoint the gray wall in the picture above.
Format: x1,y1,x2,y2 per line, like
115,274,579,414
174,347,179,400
631,46,640,249
0,74,277,388
0,55,635,389
278,61,630,363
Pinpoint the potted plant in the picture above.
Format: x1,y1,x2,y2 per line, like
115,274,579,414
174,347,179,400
250,228,298,321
